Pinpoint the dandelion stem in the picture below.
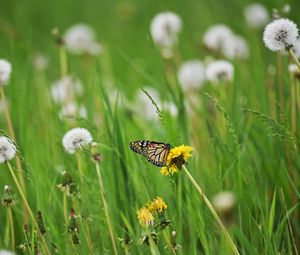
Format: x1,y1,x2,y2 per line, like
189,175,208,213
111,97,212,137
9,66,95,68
288,49,300,72
182,165,240,255
24,226,33,255
145,227,158,255
8,208,15,252
95,162,118,255
4,211,10,247
7,162,51,255
76,152,84,186
0,86,28,222
63,193,68,225
59,45,68,77
276,53,284,108
290,74,296,133
85,221,94,254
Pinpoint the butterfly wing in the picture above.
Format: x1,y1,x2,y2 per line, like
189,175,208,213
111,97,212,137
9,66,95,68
146,142,170,167
129,140,171,167
129,140,149,157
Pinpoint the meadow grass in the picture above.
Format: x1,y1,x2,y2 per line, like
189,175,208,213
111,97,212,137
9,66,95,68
1,0,300,254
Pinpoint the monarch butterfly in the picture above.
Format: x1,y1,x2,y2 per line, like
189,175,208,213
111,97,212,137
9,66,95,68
129,140,171,167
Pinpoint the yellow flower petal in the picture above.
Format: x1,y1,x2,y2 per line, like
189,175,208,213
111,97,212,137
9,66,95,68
161,145,193,176
137,207,154,227
147,197,168,213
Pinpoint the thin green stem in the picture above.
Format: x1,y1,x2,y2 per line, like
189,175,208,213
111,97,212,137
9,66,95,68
76,152,84,186
8,208,15,252
0,86,27,222
4,211,10,247
63,193,68,226
95,162,118,255
145,227,158,255
290,75,296,133
59,46,68,78
182,165,240,255
162,229,176,255
7,162,51,255
85,221,94,254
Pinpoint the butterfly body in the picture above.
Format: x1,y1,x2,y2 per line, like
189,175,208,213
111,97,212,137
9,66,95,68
129,140,171,167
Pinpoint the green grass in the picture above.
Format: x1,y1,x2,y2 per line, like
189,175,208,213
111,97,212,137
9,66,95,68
1,0,300,254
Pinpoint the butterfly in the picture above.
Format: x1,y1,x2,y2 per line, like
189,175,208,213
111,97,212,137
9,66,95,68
129,140,171,167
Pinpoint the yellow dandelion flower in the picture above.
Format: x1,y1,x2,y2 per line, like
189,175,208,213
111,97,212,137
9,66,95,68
161,145,193,176
137,207,154,227
147,197,168,213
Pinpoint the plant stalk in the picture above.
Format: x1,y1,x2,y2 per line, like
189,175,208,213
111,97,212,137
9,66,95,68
182,165,240,255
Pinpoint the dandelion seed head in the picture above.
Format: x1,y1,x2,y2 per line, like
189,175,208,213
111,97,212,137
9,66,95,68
206,60,234,83
137,207,154,227
222,35,249,59
32,53,48,71
150,12,182,49
51,76,83,104
0,137,16,163
203,24,233,52
59,103,87,120
263,18,299,52
62,128,93,154
134,87,161,121
64,24,100,55
163,101,178,117
87,42,103,56
212,191,236,213
282,4,291,14
244,3,269,29
0,250,15,255
288,64,300,78
0,59,12,85
178,60,206,89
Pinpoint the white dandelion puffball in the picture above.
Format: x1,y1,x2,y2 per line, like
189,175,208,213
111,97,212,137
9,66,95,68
288,64,300,77
64,24,99,55
51,76,83,104
32,53,48,71
87,42,103,56
222,35,249,59
163,101,178,117
150,12,182,48
0,136,16,163
59,103,87,120
0,59,12,85
263,18,299,52
0,250,15,255
206,60,234,83
178,60,206,89
244,3,269,29
62,128,93,154
212,191,236,213
134,87,161,121
203,24,233,52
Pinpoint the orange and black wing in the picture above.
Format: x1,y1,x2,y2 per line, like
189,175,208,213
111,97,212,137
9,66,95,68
146,142,170,167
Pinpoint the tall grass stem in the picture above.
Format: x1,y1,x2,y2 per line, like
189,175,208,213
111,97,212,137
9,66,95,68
7,161,51,255
182,165,240,255
95,162,118,255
